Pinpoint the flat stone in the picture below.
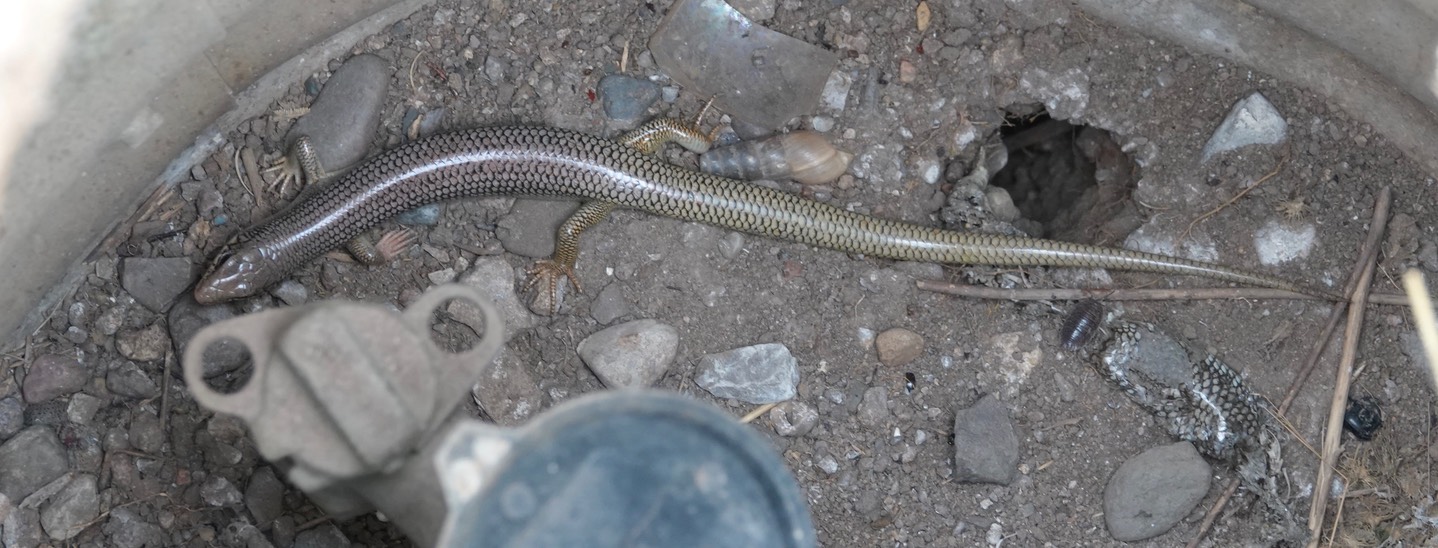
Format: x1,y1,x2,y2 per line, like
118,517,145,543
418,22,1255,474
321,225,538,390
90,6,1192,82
876,328,924,367
1253,220,1316,265
22,355,89,404
107,362,158,399
495,199,579,258
857,386,891,426
0,426,69,501
293,523,351,548
103,506,166,548
470,348,545,427
128,411,164,455
0,396,24,439
1200,92,1287,163
3,506,45,548
200,475,242,507
120,257,194,312
450,257,541,339
577,319,680,388
589,283,633,324
286,53,391,172
1104,442,1211,541
40,474,98,541
168,297,250,378
115,322,168,362
952,395,1020,485
597,74,661,122
245,467,285,527
695,343,799,404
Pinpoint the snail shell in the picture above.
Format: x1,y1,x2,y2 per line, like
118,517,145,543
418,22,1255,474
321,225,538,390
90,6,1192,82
699,131,853,185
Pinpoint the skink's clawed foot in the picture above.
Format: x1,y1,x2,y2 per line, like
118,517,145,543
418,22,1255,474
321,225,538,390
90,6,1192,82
374,229,418,263
523,259,582,316
263,157,302,198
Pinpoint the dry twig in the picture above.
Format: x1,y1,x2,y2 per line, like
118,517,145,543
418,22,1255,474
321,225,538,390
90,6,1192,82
914,280,1406,306
1179,154,1287,243
1306,186,1389,546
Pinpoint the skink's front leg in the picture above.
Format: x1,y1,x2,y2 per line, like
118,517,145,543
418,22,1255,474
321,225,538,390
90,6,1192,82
523,116,719,314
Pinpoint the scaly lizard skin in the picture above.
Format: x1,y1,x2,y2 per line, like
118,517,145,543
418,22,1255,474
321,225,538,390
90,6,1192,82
195,124,1332,305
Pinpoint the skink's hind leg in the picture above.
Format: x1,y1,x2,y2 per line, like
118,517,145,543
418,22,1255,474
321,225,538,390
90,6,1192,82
523,201,616,315
347,228,418,265
264,136,333,198
617,118,716,155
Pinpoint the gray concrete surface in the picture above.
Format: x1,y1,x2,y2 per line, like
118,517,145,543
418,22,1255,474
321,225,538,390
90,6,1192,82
1075,0,1438,176
0,0,434,346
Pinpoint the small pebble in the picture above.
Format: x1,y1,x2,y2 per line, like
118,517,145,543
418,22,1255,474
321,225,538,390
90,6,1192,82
769,401,819,436
200,476,243,507
115,323,168,362
876,328,924,366
107,362,158,399
269,281,309,306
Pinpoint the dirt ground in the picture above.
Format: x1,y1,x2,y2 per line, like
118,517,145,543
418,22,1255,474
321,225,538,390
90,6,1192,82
5,0,1437,546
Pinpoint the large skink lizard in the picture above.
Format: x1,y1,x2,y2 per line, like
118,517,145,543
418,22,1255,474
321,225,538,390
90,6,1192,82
194,125,1331,305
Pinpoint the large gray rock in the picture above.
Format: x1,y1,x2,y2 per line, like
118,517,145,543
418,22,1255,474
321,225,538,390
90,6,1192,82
40,474,98,541
21,354,89,404
285,53,391,172
0,426,69,500
694,343,799,404
577,319,680,388
952,395,1020,485
1104,442,1212,541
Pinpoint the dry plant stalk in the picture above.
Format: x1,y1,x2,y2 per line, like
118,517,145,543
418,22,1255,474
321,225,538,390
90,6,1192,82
1402,270,1438,395
1306,187,1391,547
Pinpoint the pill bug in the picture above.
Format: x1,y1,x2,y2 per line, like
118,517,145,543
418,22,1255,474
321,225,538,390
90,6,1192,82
1060,299,1106,350
698,130,854,185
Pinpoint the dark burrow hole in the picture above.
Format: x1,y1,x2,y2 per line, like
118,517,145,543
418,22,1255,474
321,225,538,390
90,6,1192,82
990,105,1143,245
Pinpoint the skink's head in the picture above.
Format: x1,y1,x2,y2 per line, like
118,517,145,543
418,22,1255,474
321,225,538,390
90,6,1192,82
193,245,274,305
